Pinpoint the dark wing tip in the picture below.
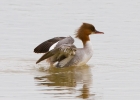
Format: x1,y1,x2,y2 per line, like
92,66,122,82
34,44,49,53
36,48,58,64
36,60,39,64
34,37,66,53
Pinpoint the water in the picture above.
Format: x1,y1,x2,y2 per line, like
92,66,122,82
0,0,140,100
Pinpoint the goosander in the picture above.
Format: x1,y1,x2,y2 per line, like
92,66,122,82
34,23,104,67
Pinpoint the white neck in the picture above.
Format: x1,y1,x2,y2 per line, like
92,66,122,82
84,41,93,55
84,41,93,48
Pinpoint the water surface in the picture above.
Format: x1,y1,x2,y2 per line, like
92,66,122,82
0,0,140,100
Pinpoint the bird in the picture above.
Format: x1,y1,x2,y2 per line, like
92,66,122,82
34,23,104,67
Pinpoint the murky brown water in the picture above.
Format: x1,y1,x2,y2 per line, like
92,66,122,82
0,0,140,100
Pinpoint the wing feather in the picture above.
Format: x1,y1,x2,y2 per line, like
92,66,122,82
36,44,76,67
34,37,65,53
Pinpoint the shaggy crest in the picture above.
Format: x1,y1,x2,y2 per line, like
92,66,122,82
75,23,96,44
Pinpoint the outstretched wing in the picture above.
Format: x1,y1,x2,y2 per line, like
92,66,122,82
34,37,65,53
36,44,76,67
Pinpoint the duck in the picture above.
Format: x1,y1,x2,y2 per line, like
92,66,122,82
34,23,104,67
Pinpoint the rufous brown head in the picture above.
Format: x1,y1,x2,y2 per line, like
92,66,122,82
75,23,104,40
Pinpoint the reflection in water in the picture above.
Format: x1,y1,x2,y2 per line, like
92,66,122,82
78,84,91,99
34,65,94,99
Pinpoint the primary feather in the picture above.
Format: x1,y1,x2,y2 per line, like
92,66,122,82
34,37,65,53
